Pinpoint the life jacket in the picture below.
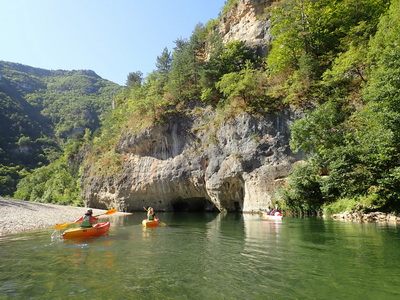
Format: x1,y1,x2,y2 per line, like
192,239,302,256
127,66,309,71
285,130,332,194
81,215,92,228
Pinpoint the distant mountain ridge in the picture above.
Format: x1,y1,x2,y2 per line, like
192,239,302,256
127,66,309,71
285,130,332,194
0,60,101,76
0,60,123,196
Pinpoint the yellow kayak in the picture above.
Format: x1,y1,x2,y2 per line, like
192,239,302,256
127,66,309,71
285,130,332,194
142,219,160,227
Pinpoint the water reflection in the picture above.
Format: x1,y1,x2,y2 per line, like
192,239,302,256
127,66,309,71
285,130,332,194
243,213,282,238
58,237,116,266
2,214,400,299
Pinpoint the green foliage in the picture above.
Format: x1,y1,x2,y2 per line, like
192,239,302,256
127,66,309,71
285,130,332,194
155,47,172,90
290,101,350,154
3,0,400,215
0,61,122,198
200,40,262,105
322,197,358,215
217,41,257,74
278,162,324,214
285,0,400,210
86,1,399,216
287,100,400,213
377,167,400,208
221,0,239,17
0,165,29,197
364,7,400,111
14,156,83,206
322,44,368,85
216,64,273,112
126,71,143,87
168,23,208,103
267,0,388,101
323,193,387,215
365,0,400,65
282,0,400,214
12,132,91,206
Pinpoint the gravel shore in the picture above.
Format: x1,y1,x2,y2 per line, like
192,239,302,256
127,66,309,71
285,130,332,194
0,198,129,236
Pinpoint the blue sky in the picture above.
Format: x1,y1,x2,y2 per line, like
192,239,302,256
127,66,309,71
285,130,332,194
1,0,226,85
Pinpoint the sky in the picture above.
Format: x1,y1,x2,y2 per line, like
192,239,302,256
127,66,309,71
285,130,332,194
1,0,226,86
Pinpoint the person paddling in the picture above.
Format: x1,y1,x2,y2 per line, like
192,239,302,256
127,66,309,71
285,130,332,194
75,209,98,228
144,206,158,221
142,207,167,227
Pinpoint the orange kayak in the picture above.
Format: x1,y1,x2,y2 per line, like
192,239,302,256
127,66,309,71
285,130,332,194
142,219,160,227
62,222,110,239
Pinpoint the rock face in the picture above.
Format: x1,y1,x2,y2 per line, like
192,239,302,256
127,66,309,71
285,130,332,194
81,109,302,212
218,0,273,56
81,0,299,213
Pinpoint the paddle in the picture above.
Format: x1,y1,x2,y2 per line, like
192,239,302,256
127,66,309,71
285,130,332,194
54,209,117,230
158,220,167,227
143,207,167,226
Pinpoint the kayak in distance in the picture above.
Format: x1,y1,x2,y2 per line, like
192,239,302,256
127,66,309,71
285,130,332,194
142,218,167,227
62,222,111,239
142,219,161,227
261,211,283,220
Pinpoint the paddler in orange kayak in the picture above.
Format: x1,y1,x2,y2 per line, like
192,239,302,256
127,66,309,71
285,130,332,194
74,209,99,228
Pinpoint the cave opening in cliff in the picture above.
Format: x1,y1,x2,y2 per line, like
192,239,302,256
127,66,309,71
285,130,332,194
172,197,216,212
234,201,241,212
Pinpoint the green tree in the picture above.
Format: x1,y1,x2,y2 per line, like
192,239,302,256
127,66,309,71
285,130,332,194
200,40,260,105
290,101,349,155
14,154,83,206
156,47,172,79
216,64,270,111
168,38,190,101
216,41,257,75
363,0,400,111
267,0,388,86
154,47,172,93
279,162,324,214
168,24,209,102
126,71,143,87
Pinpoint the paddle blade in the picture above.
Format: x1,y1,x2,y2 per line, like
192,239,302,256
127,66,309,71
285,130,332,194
159,222,167,226
54,222,72,230
105,209,117,215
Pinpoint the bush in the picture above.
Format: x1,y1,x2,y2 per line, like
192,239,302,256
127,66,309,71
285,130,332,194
322,198,358,215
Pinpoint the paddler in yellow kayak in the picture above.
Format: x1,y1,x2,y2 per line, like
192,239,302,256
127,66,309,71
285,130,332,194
144,206,158,221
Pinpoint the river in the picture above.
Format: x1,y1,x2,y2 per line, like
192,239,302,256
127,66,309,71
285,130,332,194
1,212,400,299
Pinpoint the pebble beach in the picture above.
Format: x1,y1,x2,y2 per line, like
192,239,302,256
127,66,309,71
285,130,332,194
0,197,128,236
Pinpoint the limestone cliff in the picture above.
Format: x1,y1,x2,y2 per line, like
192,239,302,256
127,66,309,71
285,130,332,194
81,0,301,212
218,0,273,56
81,108,302,212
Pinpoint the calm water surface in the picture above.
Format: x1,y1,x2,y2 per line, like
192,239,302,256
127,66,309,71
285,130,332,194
1,213,400,299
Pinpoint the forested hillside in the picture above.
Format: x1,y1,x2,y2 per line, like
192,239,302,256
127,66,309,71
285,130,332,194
6,0,400,215
0,61,122,200
275,0,400,215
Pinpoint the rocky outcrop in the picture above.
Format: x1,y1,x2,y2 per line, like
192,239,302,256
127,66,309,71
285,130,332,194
80,0,299,213
81,108,303,212
331,212,400,222
218,0,273,56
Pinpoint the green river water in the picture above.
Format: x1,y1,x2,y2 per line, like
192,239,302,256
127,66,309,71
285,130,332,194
1,212,400,299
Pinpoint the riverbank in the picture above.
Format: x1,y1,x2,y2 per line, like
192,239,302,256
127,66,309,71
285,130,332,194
0,198,130,236
331,211,400,222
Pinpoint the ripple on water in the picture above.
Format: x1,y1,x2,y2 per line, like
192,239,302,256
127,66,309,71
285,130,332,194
2,215,400,299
